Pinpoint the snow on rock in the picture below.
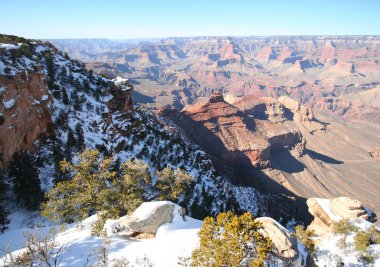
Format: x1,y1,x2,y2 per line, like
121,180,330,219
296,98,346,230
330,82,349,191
0,85,6,95
0,43,21,50
133,201,175,221
306,197,380,266
112,76,132,91
316,198,342,221
40,94,49,101
2,98,16,109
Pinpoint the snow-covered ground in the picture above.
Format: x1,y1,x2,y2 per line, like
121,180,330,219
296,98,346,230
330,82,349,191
0,202,202,266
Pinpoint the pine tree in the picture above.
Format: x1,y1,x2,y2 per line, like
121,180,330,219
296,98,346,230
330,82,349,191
9,151,44,210
75,123,85,152
61,88,69,105
44,52,55,88
65,127,76,162
52,136,65,184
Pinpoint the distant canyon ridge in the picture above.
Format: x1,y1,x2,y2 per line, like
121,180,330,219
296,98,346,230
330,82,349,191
50,36,380,125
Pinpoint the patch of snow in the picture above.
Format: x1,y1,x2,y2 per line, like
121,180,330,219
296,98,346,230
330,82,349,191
133,201,175,220
0,61,6,75
3,98,16,109
316,231,380,266
0,85,6,95
112,76,132,91
35,45,48,53
0,43,21,50
40,94,49,101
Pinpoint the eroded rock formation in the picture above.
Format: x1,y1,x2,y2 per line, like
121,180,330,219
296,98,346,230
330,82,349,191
160,93,272,168
160,93,309,172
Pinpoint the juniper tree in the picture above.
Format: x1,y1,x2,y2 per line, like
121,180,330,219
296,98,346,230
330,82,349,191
191,211,272,267
42,150,195,224
41,150,152,222
155,167,195,202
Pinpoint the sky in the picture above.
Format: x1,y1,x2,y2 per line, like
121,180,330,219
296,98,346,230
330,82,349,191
1,0,380,39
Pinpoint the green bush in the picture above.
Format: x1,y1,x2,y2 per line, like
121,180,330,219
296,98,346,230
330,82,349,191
191,211,272,267
354,226,380,252
332,219,358,235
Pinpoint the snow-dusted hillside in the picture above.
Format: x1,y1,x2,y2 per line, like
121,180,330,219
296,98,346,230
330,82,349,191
0,35,266,226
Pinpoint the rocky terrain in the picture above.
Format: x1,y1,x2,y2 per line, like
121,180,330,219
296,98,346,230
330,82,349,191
50,36,380,125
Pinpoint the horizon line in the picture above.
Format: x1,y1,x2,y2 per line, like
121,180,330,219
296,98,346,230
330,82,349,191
40,34,380,41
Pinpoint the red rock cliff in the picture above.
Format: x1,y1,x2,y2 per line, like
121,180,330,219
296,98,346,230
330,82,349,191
0,72,52,170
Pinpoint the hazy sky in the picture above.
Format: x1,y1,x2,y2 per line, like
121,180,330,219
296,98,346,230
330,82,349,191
1,0,379,39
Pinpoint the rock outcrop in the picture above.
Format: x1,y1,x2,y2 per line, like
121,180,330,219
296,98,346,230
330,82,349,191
0,72,52,170
108,77,133,112
160,93,272,168
233,95,287,123
160,93,308,171
307,197,375,235
118,201,184,234
278,96,325,133
255,217,299,260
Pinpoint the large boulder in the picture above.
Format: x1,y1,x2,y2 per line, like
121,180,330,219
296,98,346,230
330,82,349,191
118,201,184,234
255,217,299,260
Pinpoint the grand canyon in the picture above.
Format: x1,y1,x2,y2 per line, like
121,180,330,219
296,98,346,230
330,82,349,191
51,36,380,217
1,2,380,265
